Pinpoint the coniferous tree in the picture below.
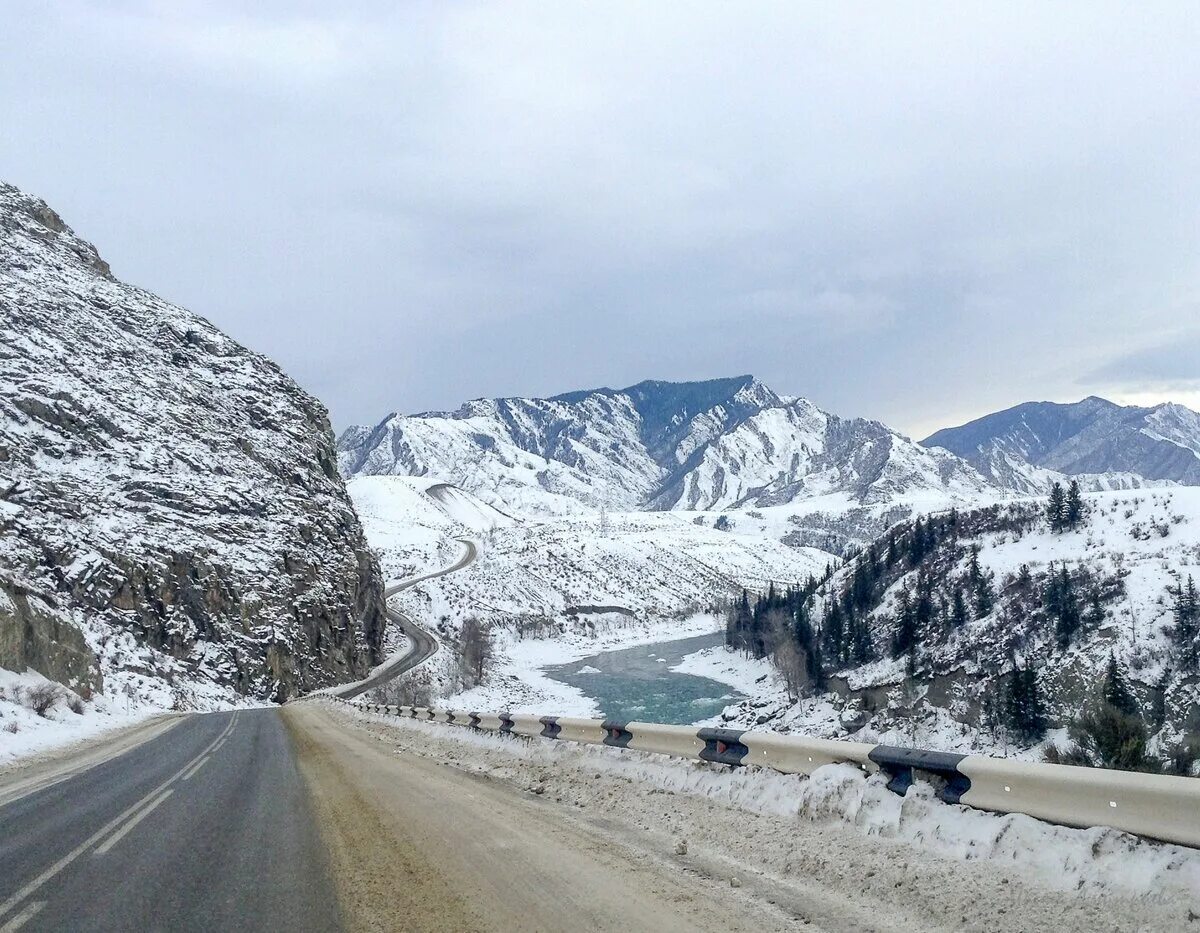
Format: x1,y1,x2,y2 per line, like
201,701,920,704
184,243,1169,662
730,589,752,651
974,568,995,618
892,589,917,660
967,545,982,586
1102,653,1139,717
1052,566,1081,649
950,587,969,629
1005,665,1047,743
1173,575,1199,673
1065,480,1084,530
822,601,844,665
1016,563,1034,591
1046,481,1066,532
1085,591,1106,630
1150,668,1170,731
908,517,926,566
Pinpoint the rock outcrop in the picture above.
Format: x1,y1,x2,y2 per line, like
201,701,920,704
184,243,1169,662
0,182,386,702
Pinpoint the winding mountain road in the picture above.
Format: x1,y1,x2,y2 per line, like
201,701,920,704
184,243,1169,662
327,537,476,700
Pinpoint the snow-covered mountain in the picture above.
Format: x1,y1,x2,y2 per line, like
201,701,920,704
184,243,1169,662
717,487,1200,764
0,182,386,706
338,376,998,521
923,397,1200,494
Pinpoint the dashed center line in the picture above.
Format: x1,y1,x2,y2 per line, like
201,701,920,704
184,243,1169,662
0,901,44,932
94,789,174,856
0,712,239,925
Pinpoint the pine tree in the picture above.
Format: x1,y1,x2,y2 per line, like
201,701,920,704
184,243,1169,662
1173,575,1199,673
974,569,995,618
967,545,982,585
731,589,752,651
1085,591,1106,630
892,589,917,660
1150,668,1170,731
950,587,968,629
1047,482,1066,533
908,517,927,566
1065,480,1084,530
1005,666,1047,743
821,601,844,665
1052,566,1081,649
1016,563,1034,590
1102,653,1138,717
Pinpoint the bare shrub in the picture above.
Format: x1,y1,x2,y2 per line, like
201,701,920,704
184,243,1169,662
459,616,494,688
370,673,432,707
26,683,64,718
67,695,85,715
4,720,17,734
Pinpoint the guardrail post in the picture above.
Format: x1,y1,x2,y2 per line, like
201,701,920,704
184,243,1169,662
697,728,750,766
868,746,971,802
601,720,633,748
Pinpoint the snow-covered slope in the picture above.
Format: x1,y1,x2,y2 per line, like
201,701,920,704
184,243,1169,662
0,181,386,711
721,487,1200,760
349,475,831,635
924,397,1200,492
339,376,1000,524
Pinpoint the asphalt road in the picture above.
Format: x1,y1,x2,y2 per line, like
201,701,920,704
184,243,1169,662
330,537,477,700
0,709,339,932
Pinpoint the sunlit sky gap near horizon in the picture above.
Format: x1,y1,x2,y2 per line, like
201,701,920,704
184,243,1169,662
1,2,1198,437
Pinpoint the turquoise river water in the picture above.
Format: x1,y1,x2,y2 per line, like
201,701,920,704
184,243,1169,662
541,631,743,725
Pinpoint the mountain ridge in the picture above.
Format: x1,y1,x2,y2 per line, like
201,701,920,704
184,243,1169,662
923,396,1200,493
337,376,998,521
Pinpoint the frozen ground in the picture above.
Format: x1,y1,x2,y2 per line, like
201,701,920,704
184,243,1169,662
333,702,1200,931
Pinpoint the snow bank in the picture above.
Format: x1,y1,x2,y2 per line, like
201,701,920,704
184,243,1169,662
343,704,1200,904
0,667,159,765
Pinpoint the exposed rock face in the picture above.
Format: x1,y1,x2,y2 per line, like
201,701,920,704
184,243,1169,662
338,375,996,517
0,182,385,702
0,576,101,698
923,396,1200,493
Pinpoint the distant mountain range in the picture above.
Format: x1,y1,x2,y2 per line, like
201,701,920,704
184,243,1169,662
340,378,1200,523
337,375,994,518
922,397,1200,495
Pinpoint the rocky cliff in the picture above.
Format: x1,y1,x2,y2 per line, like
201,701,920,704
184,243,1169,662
0,182,386,703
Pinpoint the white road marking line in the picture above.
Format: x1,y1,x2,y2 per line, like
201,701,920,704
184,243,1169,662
0,713,239,923
94,790,174,856
181,756,210,782
0,901,44,932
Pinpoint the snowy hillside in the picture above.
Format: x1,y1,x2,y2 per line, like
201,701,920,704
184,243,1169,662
716,487,1200,763
349,475,832,636
339,376,1004,548
924,396,1200,493
0,181,386,725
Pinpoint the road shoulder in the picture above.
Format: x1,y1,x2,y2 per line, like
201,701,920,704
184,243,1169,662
0,713,183,808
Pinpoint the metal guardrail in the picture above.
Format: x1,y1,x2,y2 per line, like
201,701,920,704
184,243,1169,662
335,699,1200,849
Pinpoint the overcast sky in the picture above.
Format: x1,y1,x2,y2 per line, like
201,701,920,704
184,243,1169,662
2,2,1198,437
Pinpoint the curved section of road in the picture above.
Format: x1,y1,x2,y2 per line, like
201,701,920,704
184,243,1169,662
327,537,477,701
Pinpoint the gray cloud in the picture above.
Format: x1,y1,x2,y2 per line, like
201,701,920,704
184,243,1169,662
2,2,1198,438
1085,329,1200,387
